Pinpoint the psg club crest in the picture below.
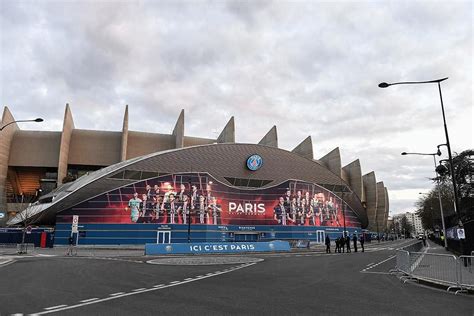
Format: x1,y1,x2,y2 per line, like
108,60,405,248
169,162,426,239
246,154,263,171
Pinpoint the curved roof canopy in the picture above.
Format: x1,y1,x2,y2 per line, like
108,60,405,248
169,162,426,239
8,143,368,227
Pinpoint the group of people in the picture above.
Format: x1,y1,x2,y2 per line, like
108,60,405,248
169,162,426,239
273,189,342,226
324,234,365,253
126,183,222,224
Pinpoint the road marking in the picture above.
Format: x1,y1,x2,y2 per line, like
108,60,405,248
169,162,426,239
44,305,68,310
79,298,98,303
361,255,396,272
32,262,258,315
196,275,204,278
132,288,146,292
362,271,391,275
184,278,193,281
110,292,125,296
169,281,180,284
153,284,165,288
367,262,375,266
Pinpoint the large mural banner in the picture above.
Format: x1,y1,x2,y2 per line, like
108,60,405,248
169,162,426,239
58,173,361,228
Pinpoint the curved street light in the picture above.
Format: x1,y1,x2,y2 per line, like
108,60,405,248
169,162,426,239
379,78,461,243
0,118,44,131
401,151,448,248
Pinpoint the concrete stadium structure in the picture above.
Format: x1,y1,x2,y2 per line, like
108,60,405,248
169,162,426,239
1,105,389,243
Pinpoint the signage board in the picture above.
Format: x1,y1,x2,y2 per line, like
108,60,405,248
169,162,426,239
0,212,5,219
71,215,79,233
145,240,290,255
457,228,465,239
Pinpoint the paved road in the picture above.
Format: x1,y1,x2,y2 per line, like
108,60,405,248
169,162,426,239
1,240,473,315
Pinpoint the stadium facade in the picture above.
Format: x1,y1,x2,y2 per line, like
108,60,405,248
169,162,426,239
1,105,389,245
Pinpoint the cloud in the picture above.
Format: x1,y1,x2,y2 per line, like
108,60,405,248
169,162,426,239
1,0,472,216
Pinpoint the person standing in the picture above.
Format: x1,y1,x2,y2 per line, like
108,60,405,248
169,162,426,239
345,235,351,253
359,234,365,252
352,234,358,252
325,235,331,253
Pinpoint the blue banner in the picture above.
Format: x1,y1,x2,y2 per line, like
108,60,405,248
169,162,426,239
145,240,290,255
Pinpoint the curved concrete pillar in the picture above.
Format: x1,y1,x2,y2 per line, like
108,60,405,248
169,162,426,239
363,171,378,232
376,181,386,233
57,104,75,185
384,187,389,229
258,125,278,148
217,117,235,143
292,136,313,160
0,106,19,225
121,105,129,161
319,147,341,177
172,109,185,149
342,159,363,200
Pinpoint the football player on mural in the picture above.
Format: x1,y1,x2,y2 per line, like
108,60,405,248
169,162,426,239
198,195,207,224
180,195,190,224
273,197,288,225
289,197,298,225
127,192,142,223
208,196,222,225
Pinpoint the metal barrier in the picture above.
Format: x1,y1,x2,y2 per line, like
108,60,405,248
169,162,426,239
395,250,410,274
409,252,459,287
394,247,474,293
16,243,35,254
0,243,35,254
459,255,474,290
400,240,423,253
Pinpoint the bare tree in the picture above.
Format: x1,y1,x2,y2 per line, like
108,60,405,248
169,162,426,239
10,193,42,254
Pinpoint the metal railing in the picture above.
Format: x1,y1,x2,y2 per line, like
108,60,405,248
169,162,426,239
394,247,473,293
400,240,424,253
0,243,36,254
459,256,474,290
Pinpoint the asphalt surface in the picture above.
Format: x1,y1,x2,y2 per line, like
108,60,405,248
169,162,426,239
1,240,473,316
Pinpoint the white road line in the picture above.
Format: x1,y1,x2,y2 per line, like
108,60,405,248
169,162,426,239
196,275,204,278
153,284,165,288
184,278,193,281
32,262,258,315
361,255,396,273
79,298,98,303
367,262,375,266
109,292,125,296
169,281,180,284
132,288,146,292
44,305,67,310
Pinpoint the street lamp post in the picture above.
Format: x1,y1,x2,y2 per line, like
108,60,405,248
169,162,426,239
402,151,448,249
379,78,460,218
0,118,43,131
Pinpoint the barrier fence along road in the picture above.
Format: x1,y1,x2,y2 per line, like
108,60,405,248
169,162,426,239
394,241,474,293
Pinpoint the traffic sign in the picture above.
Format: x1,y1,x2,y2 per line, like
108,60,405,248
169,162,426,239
72,215,79,233
26,226,32,234
457,228,465,239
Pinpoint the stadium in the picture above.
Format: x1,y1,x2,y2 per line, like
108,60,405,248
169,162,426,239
1,105,389,245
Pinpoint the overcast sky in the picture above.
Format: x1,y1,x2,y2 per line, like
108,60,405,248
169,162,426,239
1,0,472,215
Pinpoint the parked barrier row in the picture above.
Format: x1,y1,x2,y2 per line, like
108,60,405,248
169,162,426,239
395,249,474,293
